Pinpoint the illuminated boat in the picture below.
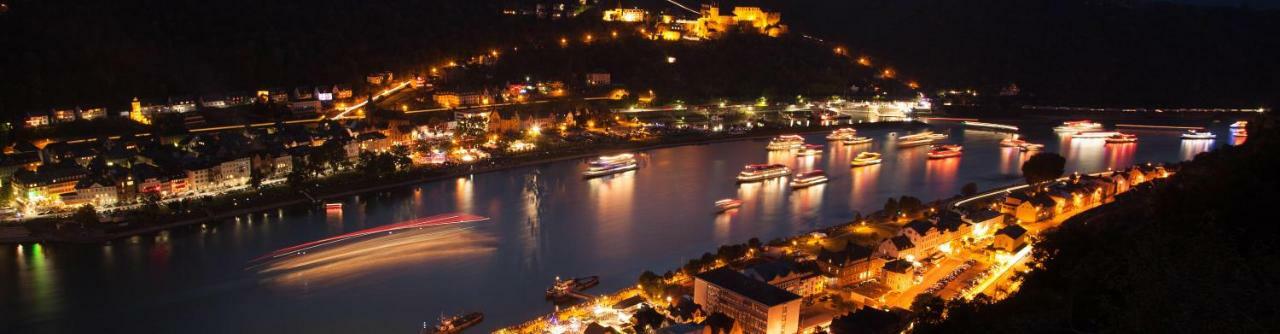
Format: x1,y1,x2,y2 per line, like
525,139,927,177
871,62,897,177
766,135,805,151
1018,143,1045,152
1071,131,1121,139
737,164,791,182
1232,128,1248,137
1181,130,1216,140
1230,121,1248,129
926,144,963,159
425,312,484,334
583,153,638,177
325,203,343,210
850,152,882,167
842,136,873,145
826,128,857,141
1104,133,1138,144
253,213,489,262
928,132,949,140
789,170,829,188
1054,120,1105,133
962,121,1019,131
546,276,600,300
999,135,1027,147
897,131,937,147
715,199,743,212
796,144,824,157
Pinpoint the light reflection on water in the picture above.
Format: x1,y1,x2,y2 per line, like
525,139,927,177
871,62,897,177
1,121,1239,333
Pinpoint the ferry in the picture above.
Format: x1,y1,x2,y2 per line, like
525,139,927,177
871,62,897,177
961,121,1019,132
842,136,873,145
927,144,964,159
1230,121,1248,129
897,131,937,147
546,276,600,300
1181,130,1216,140
789,170,829,188
999,135,1027,147
928,132,949,140
1054,120,1105,133
1232,128,1248,137
423,312,484,334
1105,133,1138,144
583,153,638,177
715,199,743,212
1019,143,1045,152
826,128,857,141
737,164,791,182
796,144,824,157
1072,131,1121,139
850,152,882,167
324,202,343,210
766,135,806,151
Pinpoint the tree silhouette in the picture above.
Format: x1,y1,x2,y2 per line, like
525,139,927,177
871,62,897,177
1021,152,1065,188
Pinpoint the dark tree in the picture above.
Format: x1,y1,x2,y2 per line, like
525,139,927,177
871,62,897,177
631,305,665,333
1021,152,1066,188
72,204,99,226
911,294,947,326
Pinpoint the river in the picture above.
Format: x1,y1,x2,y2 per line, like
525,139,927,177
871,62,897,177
0,120,1242,333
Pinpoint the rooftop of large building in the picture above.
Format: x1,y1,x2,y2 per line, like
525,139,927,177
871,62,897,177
696,267,800,306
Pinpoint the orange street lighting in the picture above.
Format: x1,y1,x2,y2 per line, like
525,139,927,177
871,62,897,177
611,30,618,38
908,81,920,89
881,68,896,78
584,34,593,42
833,47,846,55
857,56,871,66
666,56,677,64
559,37,568,46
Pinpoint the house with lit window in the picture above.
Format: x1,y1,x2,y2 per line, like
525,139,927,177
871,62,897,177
993,224,1028,252
1014,193,1057,223
11,164,88,209
816,242,882,286
694,267,802,334
741,259,828,297
877,236,918,260
881,259,915,291
24,111,50,128
61,177,119,207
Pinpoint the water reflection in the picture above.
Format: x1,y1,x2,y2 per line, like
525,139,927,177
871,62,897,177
849,164,880,207
587,170,636,260
1179,139,1214,161
789,183,825,222
1104,142,1137,170
455,176,474,213
1066,138,1106,172
924,157,960,193
997,147,1022,175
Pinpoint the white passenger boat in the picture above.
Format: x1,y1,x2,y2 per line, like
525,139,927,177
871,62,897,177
766,135,805,151
1072,131,1121,139
897,131,937,147
1181,130,1216,140
737,164,791,182
715,199,743,212
789,170,828,188
583,153,638,177
826,128,857,141
796,144,824,157
927,144,963,159
1054,120,1105,133
1230,121,1248,129
850,152,882,167
842,136,873,145
1105,133,1138,144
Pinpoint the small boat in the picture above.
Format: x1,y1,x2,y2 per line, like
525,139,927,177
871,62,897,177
424,312,484,334
1232,128,1248,137
1105,133,1137,144
1230,121,1248,129
850,152,882,167
715,199,743,212
1054,120,1105,133
928,132,949,140
897,131,937,147
842,136,873,145
737,164,791,182
826,128,857,141
766,135,805,151
789,170,828,188
999,135,1027,147
1018,143,1045,152
927,144,963,159
1181,130,1216,140
546,276,600,300
584,154,638,177
1072,131,1121,139
325,203,343,210
796,144,824,156
962,121,1019,131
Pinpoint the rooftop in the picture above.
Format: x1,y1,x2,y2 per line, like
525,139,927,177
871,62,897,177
695,267,800,306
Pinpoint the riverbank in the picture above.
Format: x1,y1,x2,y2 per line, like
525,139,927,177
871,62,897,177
2,121,925,244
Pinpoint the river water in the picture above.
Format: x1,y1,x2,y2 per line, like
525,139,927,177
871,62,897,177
0,120,1242,333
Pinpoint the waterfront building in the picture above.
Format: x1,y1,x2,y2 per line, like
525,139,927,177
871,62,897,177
816,242,882,286
741,259,828,297
12,164,88,209
694,267,802,334
61,177,119,207
962,209,1003,239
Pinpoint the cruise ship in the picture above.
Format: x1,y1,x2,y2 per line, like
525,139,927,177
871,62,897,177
1105,133,1138,144
1054,120,1105,133
1230,121,1248,129
1232,128,1248,137
927,144,964,159
897,131,938,147
766,135,805,151
850,152,882,167
826,128,857,141
715,199,743,212
1181,129,1216,140
842,136,873,145
1072,131,1121,139
789,170,829,188
583,153,638,177
737,164,791,182
796,144,824,157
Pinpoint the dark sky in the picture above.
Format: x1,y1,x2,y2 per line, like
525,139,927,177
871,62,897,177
1168,0,1279,8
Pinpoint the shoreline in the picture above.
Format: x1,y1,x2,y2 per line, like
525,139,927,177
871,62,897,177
4,121,923,244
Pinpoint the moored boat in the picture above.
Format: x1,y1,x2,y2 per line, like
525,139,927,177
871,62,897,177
926,144,963,159
1054,120,1105,133
583,153,638,177
842,136,873,145
546,276,600,300
789,170,828,188
715,199,743,212
1105,133,1138,143
424,312,484,334
766,135,805,151
1181,130,1216,140
826,128,857,141
737,164,791,182
850,152,882,167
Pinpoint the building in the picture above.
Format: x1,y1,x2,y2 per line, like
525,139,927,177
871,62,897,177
602,7,646,22
881,259,916,291
11,164,88,209
741,259,828,297
51,108,78,123
816,242,881,285
24,112,50,128
694,267,802,334
963,209,1003,239
876,235,918,260
993,224,1029,252
686,5,785,40
168,95,197,113
586,72,612,86
78,107,107,121
1014,193,1056,223
61,177,119,207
